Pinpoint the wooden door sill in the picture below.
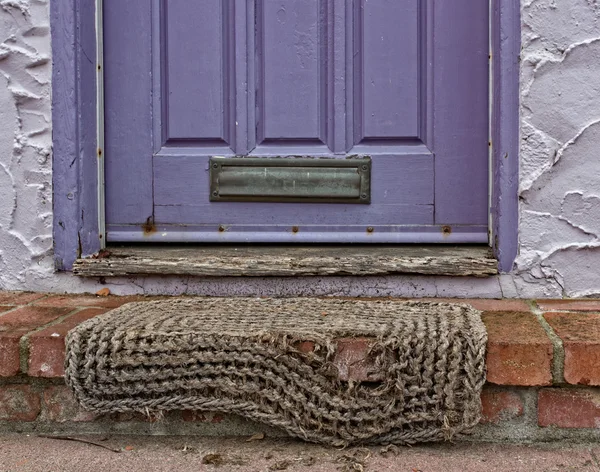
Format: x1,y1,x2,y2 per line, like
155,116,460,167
73,245,498,277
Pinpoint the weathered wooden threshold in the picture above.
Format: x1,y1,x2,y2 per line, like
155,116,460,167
73,245,498,277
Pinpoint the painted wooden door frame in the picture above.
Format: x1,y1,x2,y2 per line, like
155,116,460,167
52,0,520,273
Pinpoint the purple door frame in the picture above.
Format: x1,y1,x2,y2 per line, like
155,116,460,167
52,0,520,273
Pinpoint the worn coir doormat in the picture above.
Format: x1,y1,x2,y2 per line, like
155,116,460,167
65,298,487,446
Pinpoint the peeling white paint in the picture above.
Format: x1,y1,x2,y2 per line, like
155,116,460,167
0,0,599,298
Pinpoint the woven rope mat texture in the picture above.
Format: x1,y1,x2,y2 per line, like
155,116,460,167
65,298,487,446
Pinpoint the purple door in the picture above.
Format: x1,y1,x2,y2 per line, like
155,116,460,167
104,0,489,243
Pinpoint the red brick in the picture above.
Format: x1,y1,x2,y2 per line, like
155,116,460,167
33,294,148,309
182,411,224,423
424,299,532,313
293,338,380,382
0,334,22,377
28,308,107,377
40,386,97,422
483,312,553,386
0,385,41,421
538,388,600,428
0,306,72,377
294,341,315,354
0,291,46,306
537,299,600,312
0,306,72,329
480,387,524,423
333,338,381,382
544,312,600,386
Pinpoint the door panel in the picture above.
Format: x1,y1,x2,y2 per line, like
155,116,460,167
154,154,434,225
154,202,433,227
432,0,490,225
258,0,327,144
104,0,490,243
164,0,234,145
357,0,420,140
104,1,153,225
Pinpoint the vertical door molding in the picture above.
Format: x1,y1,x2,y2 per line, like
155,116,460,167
51,0,100,270
491,0,520,272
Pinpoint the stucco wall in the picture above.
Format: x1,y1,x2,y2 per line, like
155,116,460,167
0,0,599,297
0,0,54,289
517,0,600,297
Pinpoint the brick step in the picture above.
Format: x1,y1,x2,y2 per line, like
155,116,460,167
1,291,600,439
3,292,598,386
3,383,600,436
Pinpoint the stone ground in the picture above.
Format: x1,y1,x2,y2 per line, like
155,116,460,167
0,435,599,472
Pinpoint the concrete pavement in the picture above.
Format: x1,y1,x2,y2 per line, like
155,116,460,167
0,435,599,472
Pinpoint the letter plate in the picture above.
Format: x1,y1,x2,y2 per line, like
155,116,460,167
210,157,371,204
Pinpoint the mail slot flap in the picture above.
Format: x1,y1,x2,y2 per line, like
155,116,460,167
210,157,371,204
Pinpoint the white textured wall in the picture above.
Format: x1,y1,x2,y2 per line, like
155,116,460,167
0,0,55,289
0,0,599,297
517,0,600,297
